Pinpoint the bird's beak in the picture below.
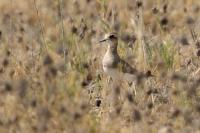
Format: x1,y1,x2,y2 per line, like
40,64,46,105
99,38,107,43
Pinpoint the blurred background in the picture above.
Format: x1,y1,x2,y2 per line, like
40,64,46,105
0,0,199,132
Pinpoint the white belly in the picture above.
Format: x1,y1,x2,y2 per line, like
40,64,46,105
103,65,122,80
103,65,115,76
103,65,135,82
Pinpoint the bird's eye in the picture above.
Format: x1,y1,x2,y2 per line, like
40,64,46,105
109,35,117,39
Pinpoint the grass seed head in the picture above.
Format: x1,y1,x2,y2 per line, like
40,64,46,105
43,55,53,66
126,92,134,103
136,1,143,8
132,109,142,122
4,82,13,92
96,99,101,107
152,7,159,14
17,79,28,98
2,58,9,67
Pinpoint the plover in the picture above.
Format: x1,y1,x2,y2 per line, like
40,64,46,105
100,32,141,95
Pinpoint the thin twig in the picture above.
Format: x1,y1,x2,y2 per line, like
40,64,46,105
8,0,20,63
33,0,47,55
136,0,146,71
58,0,67,70
9,0,13,49
190,27,197,43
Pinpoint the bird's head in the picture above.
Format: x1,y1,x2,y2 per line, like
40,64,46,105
99,32,118,44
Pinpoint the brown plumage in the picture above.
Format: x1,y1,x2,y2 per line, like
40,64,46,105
100,33,140,83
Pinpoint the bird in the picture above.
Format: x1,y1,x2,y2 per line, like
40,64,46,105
99,32,143,95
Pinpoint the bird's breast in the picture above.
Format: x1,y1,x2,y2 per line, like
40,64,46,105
102,53,118,69
102,52,120,77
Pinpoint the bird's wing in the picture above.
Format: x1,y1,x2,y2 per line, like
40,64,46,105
119,59,146,84
119,59,137,75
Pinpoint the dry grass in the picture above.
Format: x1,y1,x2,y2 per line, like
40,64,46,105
0,0,199,132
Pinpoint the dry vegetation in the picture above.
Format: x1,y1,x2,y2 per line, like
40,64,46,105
0,0,200,132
